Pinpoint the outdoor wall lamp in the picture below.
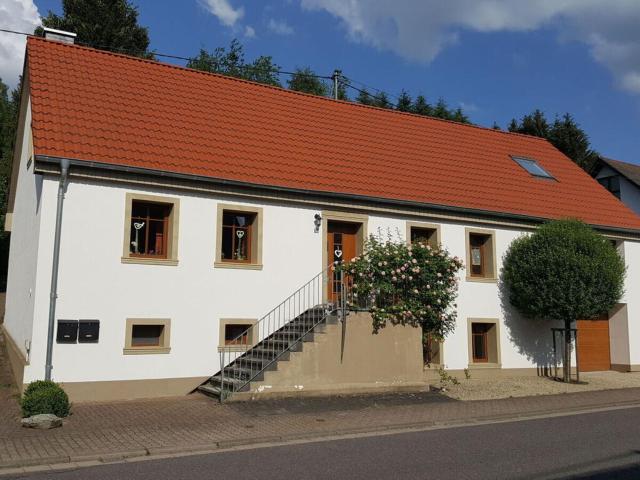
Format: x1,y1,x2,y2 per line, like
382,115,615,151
314,213,322,233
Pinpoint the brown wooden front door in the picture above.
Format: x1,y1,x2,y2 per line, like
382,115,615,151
327,221,359,302
577,317,611,372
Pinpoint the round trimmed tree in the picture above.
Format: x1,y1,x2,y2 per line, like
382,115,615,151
502,219,625,382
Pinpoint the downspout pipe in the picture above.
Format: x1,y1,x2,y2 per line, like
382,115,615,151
44,159,70,381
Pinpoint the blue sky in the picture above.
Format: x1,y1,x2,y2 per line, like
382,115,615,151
6,1,640,163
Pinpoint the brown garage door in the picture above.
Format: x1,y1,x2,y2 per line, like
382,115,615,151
576,318,610,372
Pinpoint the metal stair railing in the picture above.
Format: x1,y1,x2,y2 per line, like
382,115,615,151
218,265,349,401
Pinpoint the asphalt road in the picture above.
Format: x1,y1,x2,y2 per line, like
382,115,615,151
6,406,640,480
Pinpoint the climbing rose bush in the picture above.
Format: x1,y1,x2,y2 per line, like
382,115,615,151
336,235,464,336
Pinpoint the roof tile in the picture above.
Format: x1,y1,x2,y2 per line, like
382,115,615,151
26,37,640,231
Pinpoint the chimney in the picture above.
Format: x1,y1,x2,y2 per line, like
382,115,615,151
43,27,77,44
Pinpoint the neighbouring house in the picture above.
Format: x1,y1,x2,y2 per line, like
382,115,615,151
4,32,640,402
593,156,640,216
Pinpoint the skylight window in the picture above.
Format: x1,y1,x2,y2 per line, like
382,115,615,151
512,156,554,179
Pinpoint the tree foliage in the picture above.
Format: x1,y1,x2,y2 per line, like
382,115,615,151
287,67,328,96
508,110,598,172
0,78,20,289
38,0,152,58
503,219,624,322
337,234,463,336
187,39,281,87
502,219,624,380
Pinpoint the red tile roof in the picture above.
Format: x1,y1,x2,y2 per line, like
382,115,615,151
26,37,640,231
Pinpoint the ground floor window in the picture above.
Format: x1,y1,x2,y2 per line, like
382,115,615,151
468,319,500,366
124,319,171,354
219,319,257,351
224,324,251,345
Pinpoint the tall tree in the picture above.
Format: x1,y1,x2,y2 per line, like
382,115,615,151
451,108,469,124
187,40,281,87
0,78,21,289
372,91,391,109
412,95,432,116
549,113,599,173
38,0,152,58
432,98,451,119
508,110,598,173
396,90,412,112
509,109,549,138
287,67,328,96
356,87,374,106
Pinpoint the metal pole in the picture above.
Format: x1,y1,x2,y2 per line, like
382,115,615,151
45,159,70,381
332,70,341,100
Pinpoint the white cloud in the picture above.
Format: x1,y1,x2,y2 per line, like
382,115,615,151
0,0,40,88
268,18,294,35
201,0,244,27
300,0,640,95
244,25,256,39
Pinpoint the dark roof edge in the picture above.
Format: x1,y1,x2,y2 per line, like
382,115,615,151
34,154,640,238
596,156,640,189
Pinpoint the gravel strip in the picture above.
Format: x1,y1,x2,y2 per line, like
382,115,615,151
438,371,640,401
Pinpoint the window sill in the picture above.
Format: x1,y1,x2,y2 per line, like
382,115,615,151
214,262,263,271
121,257,179,267
468,362,501,369
423,363,443,370
465,276,497,284
123,347,171,355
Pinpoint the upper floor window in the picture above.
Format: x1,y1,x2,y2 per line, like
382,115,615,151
512,156,554,179
122,193,180,266
466,229,497,281
408,222,439,249
130,201,172,258
221,211,256,263
215,204,264,270
597,176,621,199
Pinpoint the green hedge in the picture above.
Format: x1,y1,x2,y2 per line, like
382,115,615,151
21,380,70,418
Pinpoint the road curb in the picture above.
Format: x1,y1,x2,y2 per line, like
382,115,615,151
2,399,640,476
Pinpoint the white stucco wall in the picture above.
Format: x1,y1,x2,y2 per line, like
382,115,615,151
622,240,640,367
4,98,43,361
18,175,640,384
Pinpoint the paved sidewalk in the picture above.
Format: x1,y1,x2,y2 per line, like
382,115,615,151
2,377,640,474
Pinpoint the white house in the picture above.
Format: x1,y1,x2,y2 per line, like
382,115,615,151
3,33,640,402
594,157,640,217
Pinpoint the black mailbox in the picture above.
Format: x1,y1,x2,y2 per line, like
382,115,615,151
56,320,78,343
78,320,100,343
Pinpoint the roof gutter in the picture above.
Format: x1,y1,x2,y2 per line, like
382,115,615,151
34,154,640,238
44,158,70,381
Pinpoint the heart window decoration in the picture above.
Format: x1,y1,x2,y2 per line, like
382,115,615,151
236,230,245,239
334,249,343,259
133,222,145,230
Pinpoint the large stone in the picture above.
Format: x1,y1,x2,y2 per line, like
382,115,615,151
21,414,63,429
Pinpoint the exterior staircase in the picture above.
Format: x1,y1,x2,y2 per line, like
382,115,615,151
197,268,348,401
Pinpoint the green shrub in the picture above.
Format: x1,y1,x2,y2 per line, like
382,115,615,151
21,381,70,418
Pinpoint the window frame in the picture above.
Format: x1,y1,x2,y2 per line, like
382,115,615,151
465,228,497,282
214,204,263,270
597,175,621,199
467,318,501,368
122,193,180,266
123,318,171,355
406,221,441,249
218,318,257,352
221,210,257,264
511,155,555,180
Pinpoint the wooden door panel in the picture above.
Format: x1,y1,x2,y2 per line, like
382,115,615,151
577,319,610,372
327,221,359,302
